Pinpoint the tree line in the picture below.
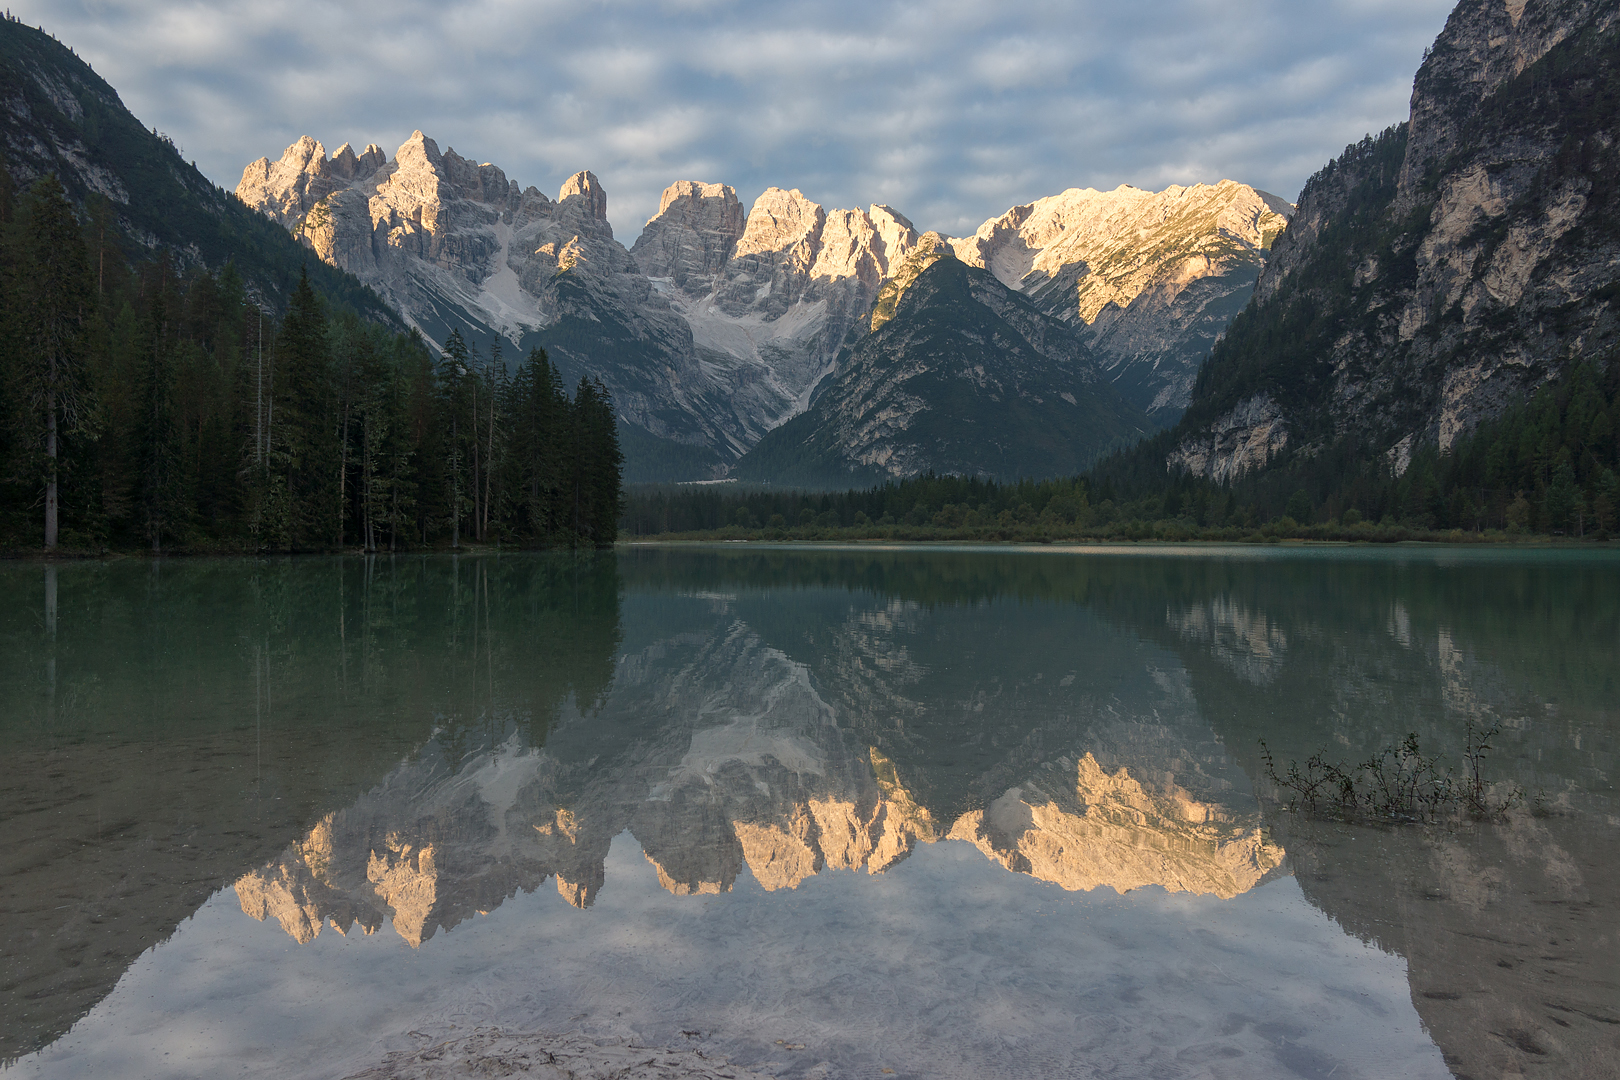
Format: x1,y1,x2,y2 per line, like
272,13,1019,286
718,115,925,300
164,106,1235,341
627,353,1620,542
0,175,622,552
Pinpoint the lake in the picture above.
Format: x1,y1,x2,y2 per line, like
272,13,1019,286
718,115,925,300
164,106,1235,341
1,545,1616,1079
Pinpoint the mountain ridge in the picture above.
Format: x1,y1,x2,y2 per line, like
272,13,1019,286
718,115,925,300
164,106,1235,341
732,251,1149,487
236,133,1292,480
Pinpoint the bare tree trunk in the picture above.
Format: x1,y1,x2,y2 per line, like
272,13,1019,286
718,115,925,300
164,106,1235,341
471,380,482,542
44,393,58,549
337,398,351,548
484,370,495,541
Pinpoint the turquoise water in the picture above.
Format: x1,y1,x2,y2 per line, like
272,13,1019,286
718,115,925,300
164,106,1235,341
2,545,1616,1078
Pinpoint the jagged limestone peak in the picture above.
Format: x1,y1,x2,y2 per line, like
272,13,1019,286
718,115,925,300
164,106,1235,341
558,170,608,221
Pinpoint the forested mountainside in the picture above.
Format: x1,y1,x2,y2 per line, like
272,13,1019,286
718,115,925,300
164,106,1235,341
1136,0,1620,529
732,244,1148,487
0,182,623,552
0,16,394,320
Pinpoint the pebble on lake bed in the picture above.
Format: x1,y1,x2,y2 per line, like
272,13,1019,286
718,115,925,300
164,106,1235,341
341,1027,777,1080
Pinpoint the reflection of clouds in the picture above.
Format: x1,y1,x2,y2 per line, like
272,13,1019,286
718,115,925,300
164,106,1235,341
1167,596,1288,686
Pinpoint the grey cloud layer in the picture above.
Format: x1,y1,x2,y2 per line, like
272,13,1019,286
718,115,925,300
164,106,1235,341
18,0,1455,238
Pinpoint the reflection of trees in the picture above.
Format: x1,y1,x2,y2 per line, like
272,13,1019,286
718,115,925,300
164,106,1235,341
0,553,622,1064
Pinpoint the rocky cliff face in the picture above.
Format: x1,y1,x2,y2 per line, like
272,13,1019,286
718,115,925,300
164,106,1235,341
953,182,1292,423
1170,0,1620,483
732,253,1149,486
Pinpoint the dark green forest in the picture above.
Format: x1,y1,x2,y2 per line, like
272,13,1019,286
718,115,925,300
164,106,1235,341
627,350,1620,543
0,175,622,553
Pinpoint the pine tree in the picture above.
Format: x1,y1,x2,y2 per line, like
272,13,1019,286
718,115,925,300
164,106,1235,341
506,347,566,541
15,176,94,548
568,377,623,546
274,267,335,547
134,260,181,551
439,329,473,547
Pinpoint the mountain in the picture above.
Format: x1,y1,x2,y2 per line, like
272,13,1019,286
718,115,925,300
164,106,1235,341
1162,0,1619,486
0,16,396,321
237,134,761,478
237,143,923,479
732,242,1150,486
952,181,1292,424
238,131,1293,480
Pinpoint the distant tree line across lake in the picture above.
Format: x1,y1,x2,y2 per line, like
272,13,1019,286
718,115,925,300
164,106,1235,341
0,175,621,553
627,354,1620,544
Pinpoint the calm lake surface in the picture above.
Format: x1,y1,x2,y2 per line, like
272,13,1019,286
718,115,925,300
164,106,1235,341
1,544,1616,1080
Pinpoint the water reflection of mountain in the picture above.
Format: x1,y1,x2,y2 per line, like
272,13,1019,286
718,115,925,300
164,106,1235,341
0,554,622,1063
1093,550,1620,1080
612,548,1620,1080
238,590,1284,947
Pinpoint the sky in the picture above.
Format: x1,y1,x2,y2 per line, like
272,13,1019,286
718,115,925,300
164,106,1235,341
17,0,1458,241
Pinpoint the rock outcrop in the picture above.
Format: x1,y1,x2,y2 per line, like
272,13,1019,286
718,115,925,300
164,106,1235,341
1169,0,1620,478
626,181,747,290
1164,393,1289,483
953,182,1292,423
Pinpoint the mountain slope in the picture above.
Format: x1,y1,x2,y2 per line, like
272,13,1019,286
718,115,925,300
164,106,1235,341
0,17,396,320
952,181,1292,424
733,250,1149,486
1164,0,1620,485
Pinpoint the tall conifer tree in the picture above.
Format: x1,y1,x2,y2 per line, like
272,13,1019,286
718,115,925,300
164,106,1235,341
16,176,94,548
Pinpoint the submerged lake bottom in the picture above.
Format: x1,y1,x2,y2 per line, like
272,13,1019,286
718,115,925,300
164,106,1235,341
1,544,1616,1079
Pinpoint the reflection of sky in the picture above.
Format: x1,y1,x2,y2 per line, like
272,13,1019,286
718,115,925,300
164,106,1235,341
12,833,1448,1080
12,0,1457,234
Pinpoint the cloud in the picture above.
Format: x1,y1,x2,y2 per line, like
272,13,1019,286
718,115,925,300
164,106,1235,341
15,0,1455,239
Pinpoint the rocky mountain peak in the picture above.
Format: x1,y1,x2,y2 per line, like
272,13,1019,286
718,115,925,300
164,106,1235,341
735,253,1147,486
629,180,746,288
328,141,385,181
559,170,608,222
868,204,919,267
1168,0,1619,485
733,187,826,263
870,232,955,331
1395,0,1613,210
